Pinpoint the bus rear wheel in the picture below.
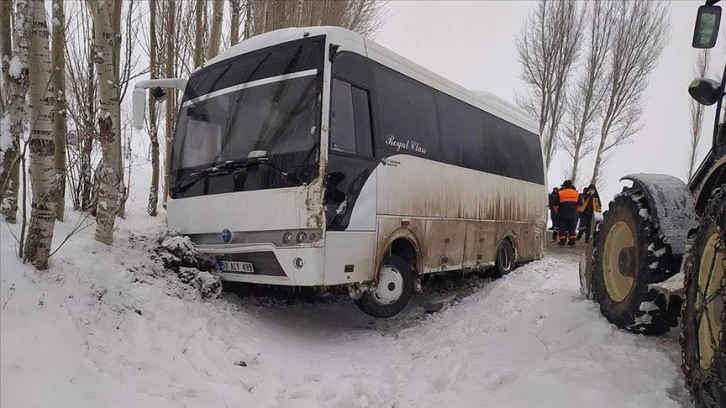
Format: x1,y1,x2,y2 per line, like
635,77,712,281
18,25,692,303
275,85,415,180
355,254,414,318
491,238,515,278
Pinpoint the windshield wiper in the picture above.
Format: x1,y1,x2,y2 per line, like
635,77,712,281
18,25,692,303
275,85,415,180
174,160,249,194
247,157,302,184
173,157,301,195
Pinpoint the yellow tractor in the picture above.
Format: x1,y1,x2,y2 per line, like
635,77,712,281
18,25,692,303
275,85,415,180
580,2,726,406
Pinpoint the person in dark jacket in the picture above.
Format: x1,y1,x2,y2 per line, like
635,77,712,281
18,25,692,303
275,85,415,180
548,187,559,242
576,186,589,236
577,183,601,243
554,179,582,247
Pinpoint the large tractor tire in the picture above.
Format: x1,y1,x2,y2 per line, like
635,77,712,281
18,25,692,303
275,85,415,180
681,185,726,408
592,187,683,335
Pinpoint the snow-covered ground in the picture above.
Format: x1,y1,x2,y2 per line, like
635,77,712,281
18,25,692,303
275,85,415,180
1,147,692,407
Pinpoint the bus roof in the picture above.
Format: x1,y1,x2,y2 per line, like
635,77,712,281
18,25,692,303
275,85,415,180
203,26,539,135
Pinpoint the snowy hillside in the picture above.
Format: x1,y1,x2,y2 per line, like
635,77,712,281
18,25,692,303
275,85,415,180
1,149,692,407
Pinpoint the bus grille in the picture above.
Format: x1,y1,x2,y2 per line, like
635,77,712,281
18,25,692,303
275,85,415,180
219,252,287,277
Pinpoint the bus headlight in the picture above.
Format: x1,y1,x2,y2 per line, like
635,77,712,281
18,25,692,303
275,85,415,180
283,231,293,243
296,231,307,243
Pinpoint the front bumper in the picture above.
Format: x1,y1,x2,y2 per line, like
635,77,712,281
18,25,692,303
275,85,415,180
198,244,325,286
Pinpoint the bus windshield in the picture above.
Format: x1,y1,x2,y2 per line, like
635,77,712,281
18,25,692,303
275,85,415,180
170,37,325,199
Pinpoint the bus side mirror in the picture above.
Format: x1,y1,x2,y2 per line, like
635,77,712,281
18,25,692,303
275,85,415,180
692,5,721,48
132,87,146,130
688,78,721,105
329,44,340,62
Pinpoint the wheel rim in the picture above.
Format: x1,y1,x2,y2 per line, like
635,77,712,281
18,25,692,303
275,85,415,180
696,231,724,370
603,221,636,303
372,265,404,305
498,244,512,272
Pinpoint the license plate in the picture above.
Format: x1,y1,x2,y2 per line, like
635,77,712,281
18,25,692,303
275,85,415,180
219,260,255,274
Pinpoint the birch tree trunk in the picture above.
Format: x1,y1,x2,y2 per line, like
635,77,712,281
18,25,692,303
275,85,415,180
88,0,121,245
208,0,223,59
111,0,125,218
80,43,95,212
25,0,58,269
1,0,20,224
146,0,160,216
52,0,67,222
244,0,251,39
230,0,241,46
1,0,32,219
1,1,11,115
162,0,175,208
193,0,204,67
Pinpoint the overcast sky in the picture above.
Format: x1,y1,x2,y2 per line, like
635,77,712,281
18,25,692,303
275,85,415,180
373,1,726,208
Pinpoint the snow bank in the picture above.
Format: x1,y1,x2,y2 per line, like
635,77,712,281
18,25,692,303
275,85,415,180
0,140,691,407
0,232,692,407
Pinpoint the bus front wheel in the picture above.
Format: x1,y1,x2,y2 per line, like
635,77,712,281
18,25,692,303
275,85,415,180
355,254,414,318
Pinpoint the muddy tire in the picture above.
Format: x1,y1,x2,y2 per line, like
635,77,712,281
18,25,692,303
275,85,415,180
491,238,515,278
681,185,726,408
355,254,414,318
592,188,682,335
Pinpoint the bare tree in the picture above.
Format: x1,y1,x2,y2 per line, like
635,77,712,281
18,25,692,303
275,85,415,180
87,0,121,245
208,0,224,59
136,1,196,211
52,0,67,222
64,0,97,212
25,0,58,269
116,0,146,218
590,2,670,185
0,0,32,214
172,0,202,77
515,0,582,169
687,49,710,181
245,0,385,38
561,0,616,185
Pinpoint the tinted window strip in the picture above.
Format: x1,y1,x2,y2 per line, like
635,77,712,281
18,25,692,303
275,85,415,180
183,36,325,103
182,69,319,108
364,58,543,184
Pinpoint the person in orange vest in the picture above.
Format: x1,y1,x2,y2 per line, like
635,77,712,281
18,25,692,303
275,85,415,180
577,183,601,243
554,179,582,247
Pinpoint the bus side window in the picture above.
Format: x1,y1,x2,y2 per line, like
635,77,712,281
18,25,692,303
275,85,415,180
330,78,373,158
351,86,373,157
